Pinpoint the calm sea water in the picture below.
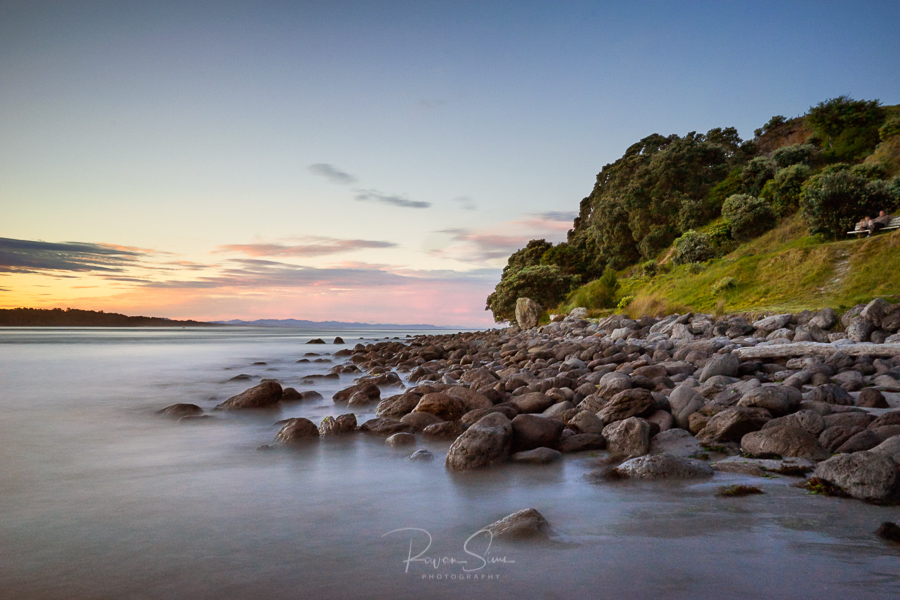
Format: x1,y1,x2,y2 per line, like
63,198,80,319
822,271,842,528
1,327,899,600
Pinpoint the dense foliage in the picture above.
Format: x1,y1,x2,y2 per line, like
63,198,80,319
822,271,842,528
486,96,899,321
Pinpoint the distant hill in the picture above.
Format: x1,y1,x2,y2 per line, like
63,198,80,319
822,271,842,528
216,318,454,329
0,308,217,327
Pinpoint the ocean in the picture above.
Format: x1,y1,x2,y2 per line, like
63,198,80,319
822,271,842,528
1,327,898,599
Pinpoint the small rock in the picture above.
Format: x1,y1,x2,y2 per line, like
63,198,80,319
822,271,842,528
156,403,203,418
408,449,435,461
386,432,417,447
603,416,651,459
511,447,563,464
480,508,551,540
275,418,320,443
216,380,283,410
611,453,714,479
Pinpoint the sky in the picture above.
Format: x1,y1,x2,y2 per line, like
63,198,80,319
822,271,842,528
1,0,899,327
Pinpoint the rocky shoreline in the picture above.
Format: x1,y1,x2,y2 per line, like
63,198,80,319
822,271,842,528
160,298,900,507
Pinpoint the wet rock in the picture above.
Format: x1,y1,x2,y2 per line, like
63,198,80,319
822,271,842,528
400,412,444,431
741,425,829,460
306,338,326,344
649,428,703,458
333,336,345,344
216,380,283,410
334,382,380,404
275,418,320,443
413,392,466,421
603,416,651,459
813,451,899,502
511,414,565,451
319,414,357,436
515,298,542,329
408,449,435,462
558,433,606,453
481,508,551,540
445,413,513,472
358,417,415,436
612,453,714,479
511,447,563,464
156,403,203,418
461,405,519,426
386,432,417,447
423,421,467,440
375,392,422,418
713,456,815,477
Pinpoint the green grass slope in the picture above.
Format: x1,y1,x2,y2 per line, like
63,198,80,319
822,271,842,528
560,214,900,317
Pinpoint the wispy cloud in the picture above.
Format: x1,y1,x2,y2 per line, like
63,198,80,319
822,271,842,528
217,237,397,258
354,189,431,209
453,196,477,211
513,211,576,231
0,237,147,274
308,163,358,185
435,229,535,261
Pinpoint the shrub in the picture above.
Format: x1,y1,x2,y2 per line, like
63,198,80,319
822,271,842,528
593,267,620,309
712,276,737,295
673,230,715,264
617,295,635,310
640,260,658,277
722,194,776,241
684,262,704,275
880,117,900,142
806,96,884,161
741,156,777,196
485,265,573,322
762,163,812,216
772,143,817,168
706,221,734,253
799,167,896,239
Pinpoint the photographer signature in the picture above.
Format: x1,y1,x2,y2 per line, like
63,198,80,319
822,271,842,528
383,528,516,573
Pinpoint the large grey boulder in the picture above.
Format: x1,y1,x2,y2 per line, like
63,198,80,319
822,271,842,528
741,425,829,460
612,453,714,479
515,298,542,329
813,451,899,502
216,380,283,410
445,413,514,472
567,410,605,435
668,384,704,429
753,313,792,332
603,417,651,459
861,297,891,327
413,392,466,421
870,435,900,463
846,318,876,343
596,372,632,399
762,410,825,436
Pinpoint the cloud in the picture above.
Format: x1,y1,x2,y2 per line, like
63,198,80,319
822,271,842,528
453,196,477,211
308,163,358,185
530,211,577,222
354,189,431,209
512,211,577,231
0,237,146,273
435,229,536,261
217,237,397,258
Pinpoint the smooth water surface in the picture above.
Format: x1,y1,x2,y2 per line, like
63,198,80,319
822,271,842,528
1,327,898,599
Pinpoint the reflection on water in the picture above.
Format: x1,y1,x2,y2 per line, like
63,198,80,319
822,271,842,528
1,327,899,599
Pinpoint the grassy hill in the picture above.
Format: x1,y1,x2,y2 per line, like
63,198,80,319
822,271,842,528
559,214,900,319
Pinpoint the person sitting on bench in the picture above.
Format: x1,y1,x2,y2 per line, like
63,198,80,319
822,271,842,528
872,210,893,232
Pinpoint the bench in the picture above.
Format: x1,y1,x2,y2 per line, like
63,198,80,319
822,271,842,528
848,216,900,237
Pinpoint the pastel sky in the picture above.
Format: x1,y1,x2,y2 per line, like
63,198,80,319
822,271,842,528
2,1,899,326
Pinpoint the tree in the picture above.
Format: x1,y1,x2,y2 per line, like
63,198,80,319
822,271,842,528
806,96,884,161
485,265,573,322
722,194,776,241
800,165,896,239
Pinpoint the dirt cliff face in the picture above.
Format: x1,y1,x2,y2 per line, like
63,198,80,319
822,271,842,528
756,117,814,154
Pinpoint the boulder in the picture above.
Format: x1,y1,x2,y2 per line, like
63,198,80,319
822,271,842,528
216,380,283,410
413,392,466,421
846,318,876,343
612,453,714,479
274,418,319,443
408,449,435,462
445,413,513,472
740,425,829,459
823,412,875,429
511,414,565,451
567,410,605,435
737,385,801,416
861,298,891,327
597,372,632,399
761,410,825,436
318,413,357,436
699,353,741,382
423,421,467,440
696,407,766,444
375,392,422,418
598,388,656,425
813,451,899,502
480,508,551,540
668,384,704,429
870,411,900,429
804,384,854,406
510,392,556,414
386,432,417,447
857,388,890,409
511,447,563,464
649,429,703,458
603,417,651,459
558,433,607,453
334,382,380,404
515,298,542,329
445,386,493,411
400,412,444,431
462,405,519,426
819,426,866,452
358,417,415,436
712,456,815,477
753,313,792,332
835,430,883,453
156,403,203,418
870,435,900,463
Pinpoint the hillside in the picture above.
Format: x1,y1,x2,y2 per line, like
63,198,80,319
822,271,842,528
486,96,900,322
